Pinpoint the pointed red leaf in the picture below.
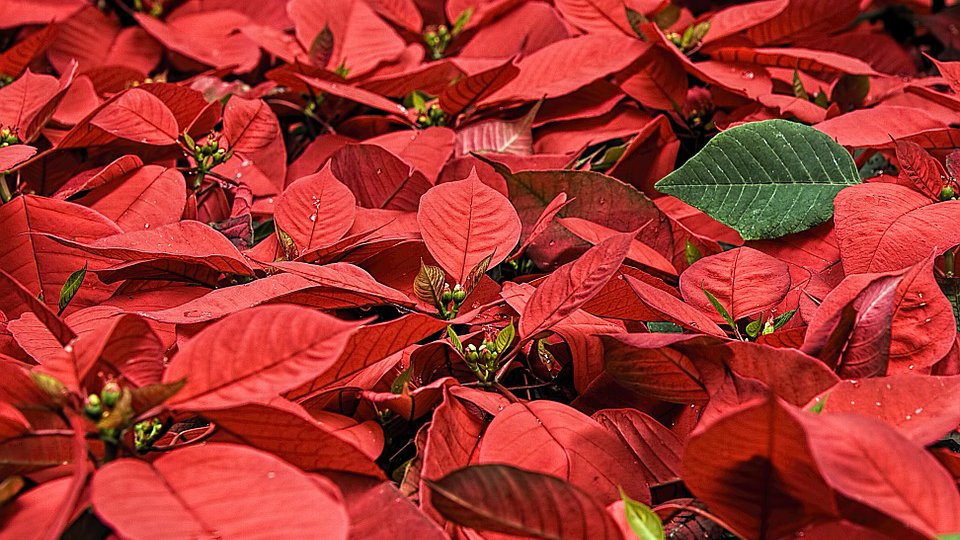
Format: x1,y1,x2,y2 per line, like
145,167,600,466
203,402,384,478
420,387,488,524
479,400,650,505
90,88,178,146
683,397,837,540
0,269,75,346
275,167,356,253
329,144,432,211
0,195,120,314
592,408,682,484
558,217,677,277
47,6,161,74
480,34,651,104
73,165,185,232
223,97,287,194
816,375,960,445
92,444,349,540
617,45,688,111
519,231,631,338
439,59,519,117
288,0,406,76
741,0,860,45
888,253,958,372
0,145,36,171
721,341,839,407
834,183,960,274
162,305,361,410
622,274,726,336
554,0,635,35
679,247,791,323
602,333,726,404
801,272,903,378
801,413,960,537
417,168,521,285
47,220,254,278
427,464,624,540
895,139,947,200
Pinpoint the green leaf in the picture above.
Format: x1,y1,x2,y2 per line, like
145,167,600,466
646,321,683,333
652,4,680,29
446,326,463,354
938,534,960,540
619,487,665,540
391,367,412,394
494,321,515,354
745,317,763,338
684,239,702,266
808,393,828,413
451,7,473,36
58,262,87,315
656,119,861,240
813,88,829,108
771,309,797,331
830,74,869,111
411,91,427,113
792,69,808,101
702,286,735,328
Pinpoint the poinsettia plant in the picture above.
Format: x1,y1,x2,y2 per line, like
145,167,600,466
1,0,960,539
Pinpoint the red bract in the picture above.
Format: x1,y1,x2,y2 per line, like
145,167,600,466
1,1,960,538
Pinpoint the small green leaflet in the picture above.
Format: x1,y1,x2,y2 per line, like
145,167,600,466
702,286,735,328
494,321,515,354
770,309,797,331
58,262,87,315
619,487,665,540
656,119,861,241
792,69,808,101
391,367,412,395
646,321,683,333
446,326,463,354
808,393,828,414
684,239,702,266
746,317,763,339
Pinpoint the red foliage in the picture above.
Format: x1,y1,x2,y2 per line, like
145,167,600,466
0,1,959,539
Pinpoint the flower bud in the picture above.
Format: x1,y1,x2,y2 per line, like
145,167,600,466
84,394,103,419
101,382,121,408
452,284,466,303
941,185,956,201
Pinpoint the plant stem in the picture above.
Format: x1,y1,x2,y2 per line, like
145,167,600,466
0,174,11,203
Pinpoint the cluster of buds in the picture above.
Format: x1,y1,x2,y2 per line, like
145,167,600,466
133,0,164,17
941,185,957,201
465,340,499,383
423,25,454,60
182,132,232,188
302,92,325,116
133,417,166,452
83,380,134,443
417,104,446,128
0,127,20,147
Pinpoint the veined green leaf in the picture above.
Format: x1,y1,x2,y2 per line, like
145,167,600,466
620,487,665,540
656,119,860,240
58,262,87,315
494,321,515,354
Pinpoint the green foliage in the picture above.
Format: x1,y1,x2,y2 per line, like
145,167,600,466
620,487,665,540
656,119,861,240
58,262,87,315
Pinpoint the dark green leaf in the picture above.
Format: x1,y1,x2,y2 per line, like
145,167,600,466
58,262,86,315
645,321,683,333
656,119,861,240
771,309,797,331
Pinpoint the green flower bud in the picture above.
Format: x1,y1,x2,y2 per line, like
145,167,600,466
452,284,466,303
84,394,102,419
101,382,121,408
441,289,453,304
941,185,956,201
